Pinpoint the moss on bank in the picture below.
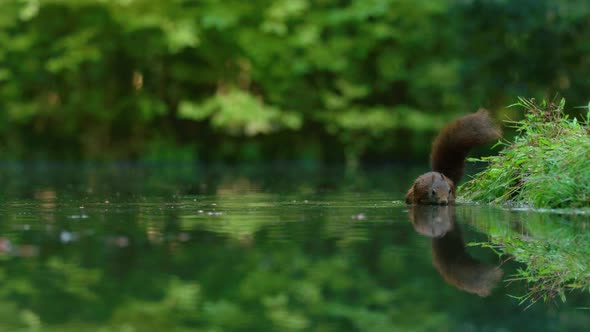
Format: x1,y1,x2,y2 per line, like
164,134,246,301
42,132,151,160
460,98,590,210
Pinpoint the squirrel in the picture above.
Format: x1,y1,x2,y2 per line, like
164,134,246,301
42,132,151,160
405,109,501,205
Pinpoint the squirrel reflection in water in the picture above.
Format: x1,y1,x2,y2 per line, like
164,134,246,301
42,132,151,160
408,205,504,297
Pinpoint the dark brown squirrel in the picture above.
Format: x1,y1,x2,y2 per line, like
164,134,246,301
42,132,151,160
405,109,501,205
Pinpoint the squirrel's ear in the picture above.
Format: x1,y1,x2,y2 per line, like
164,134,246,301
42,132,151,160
405,184,415,204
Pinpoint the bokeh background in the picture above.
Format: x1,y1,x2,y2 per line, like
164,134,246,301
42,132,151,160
1,0,589,164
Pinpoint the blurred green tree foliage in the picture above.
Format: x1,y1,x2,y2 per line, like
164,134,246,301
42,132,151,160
0,0,589,162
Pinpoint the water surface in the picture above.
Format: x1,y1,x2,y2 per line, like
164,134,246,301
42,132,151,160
0,164,588,331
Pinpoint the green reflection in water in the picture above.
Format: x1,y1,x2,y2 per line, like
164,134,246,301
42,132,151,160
0,164,587,331
461,206,590,307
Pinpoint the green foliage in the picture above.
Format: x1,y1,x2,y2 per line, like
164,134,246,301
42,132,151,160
461,97,590,209
1,1,590,161
179,89,302,136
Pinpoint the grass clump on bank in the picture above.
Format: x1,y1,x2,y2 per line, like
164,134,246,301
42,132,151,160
460,97,590,209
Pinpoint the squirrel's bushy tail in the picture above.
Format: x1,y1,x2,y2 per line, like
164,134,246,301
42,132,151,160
431,109,501,184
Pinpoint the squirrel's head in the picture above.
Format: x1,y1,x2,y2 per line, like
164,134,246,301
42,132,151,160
412,172,455,205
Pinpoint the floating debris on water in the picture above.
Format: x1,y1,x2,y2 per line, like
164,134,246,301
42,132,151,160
69,214,89,219
351,213,367,220
60,231,78,243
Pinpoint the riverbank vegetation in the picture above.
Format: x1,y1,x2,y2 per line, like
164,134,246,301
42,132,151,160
460,98,590,210
459,98,589,305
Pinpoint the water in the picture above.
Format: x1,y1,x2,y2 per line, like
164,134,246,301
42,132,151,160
0,164,588,331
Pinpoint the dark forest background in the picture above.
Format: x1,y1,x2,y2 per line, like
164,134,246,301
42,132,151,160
1,0,589,164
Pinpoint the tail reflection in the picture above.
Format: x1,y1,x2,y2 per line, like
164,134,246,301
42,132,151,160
408,206,503,297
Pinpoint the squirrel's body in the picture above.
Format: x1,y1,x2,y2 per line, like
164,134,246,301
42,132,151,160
405,109,500,205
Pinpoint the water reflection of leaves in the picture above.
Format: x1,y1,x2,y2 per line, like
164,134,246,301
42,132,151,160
463,208,590,305
0,237,39,257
